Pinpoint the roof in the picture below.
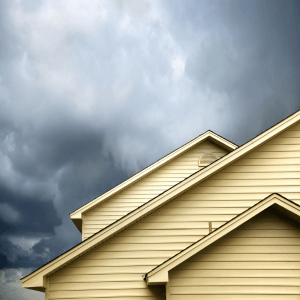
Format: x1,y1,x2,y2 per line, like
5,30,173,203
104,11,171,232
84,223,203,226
70,130,237,231
22,109,300,291
146,193,300,285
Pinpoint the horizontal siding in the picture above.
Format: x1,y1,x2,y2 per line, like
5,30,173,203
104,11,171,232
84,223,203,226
83,140,228,239
49,198,210,299
52,169,220,296
170,296,300,300
172,269,300,277
49,288,159,298
49,298,160,300
169,210,300,300
159,123,300,233
48,298,161,300
175,193,300,201
171,277,300,285
48,122,300,300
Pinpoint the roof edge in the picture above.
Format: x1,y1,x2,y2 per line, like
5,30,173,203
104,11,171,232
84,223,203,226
146,193,300,285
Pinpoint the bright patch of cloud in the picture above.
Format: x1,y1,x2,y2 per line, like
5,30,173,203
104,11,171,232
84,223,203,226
171,55,186,80
9,236,41,252
0,268,44,300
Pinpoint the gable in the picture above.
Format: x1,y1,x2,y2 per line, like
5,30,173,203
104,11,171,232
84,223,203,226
168,207,300,300
82,139,230,240
147,193,300,285
71,131,237,234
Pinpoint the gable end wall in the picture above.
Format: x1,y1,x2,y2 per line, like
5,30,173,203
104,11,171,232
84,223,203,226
169,209,300,300
83,140,228,240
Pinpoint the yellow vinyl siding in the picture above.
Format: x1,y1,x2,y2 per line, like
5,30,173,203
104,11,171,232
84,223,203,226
169,209,300,300
82,140,228,240
47,122,300,300
163,121,300,232
45,278,49,300
48,202,210,299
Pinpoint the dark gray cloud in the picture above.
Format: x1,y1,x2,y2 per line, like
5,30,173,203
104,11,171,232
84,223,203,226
0,0,300,299
161,0,300,143
0,186,61,236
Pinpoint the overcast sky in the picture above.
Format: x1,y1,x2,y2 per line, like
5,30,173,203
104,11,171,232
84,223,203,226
1,0,300,299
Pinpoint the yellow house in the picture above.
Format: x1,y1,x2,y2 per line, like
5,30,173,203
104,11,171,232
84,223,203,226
22,110,300,299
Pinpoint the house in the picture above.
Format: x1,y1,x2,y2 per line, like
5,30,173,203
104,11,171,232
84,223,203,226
22,110,300,299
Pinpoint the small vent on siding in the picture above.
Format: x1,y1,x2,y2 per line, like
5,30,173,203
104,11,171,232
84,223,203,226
198,153,217,167
209,221,212,233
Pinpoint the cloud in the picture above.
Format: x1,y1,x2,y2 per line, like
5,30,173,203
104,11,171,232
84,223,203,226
0,268,44,300
0,0,299,298
0,203,20,223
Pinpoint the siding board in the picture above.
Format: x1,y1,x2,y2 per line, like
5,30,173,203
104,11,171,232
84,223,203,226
212,172,300,179
171,277,300,286
171,296,300,300
50,281,148,291
171,269,300,278
49,274,144,283
51,298,161,300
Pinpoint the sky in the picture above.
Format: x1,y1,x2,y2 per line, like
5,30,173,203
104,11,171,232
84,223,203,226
0,0,300,299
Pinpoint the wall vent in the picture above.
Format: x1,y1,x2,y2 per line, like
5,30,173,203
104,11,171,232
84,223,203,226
198,153,217,167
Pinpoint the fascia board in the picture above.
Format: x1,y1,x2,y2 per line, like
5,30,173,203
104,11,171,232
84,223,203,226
146,194,300,285
23,110,300,289
70,131,237,224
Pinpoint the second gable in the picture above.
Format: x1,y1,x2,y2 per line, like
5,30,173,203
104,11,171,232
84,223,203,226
82,139,229,240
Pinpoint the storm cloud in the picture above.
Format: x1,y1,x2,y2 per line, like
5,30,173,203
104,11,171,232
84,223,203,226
0,0,300,299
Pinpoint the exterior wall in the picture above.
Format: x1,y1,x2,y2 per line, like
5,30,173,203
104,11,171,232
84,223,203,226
48,208,211,299
47,122,300,300
169,208,300,300
82,140,228,240
162,121,300,231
